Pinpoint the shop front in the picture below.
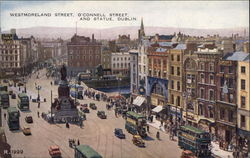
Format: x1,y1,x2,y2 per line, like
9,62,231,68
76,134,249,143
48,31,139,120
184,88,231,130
168,105,182,123
198,116,216,134
182,112,198,127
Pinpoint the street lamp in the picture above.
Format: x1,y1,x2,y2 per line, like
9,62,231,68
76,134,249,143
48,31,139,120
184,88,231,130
36,85,41,102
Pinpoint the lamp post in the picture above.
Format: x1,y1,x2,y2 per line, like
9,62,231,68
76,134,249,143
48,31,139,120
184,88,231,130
36,85,41,102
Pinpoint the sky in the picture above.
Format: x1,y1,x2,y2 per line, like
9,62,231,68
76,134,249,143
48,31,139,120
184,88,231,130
0,1,249,31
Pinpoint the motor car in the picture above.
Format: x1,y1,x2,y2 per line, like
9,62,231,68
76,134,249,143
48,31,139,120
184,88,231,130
22,127,31,135
8,90,13,95
181,150,197,158
114,128,125,139
17,82,24,86
80,107,90,113
25,116,33,123
3,79,9,83
48,145,61,158
97,111,107,119
89,103,97,110
80,104,88,108
132,135,145,147
11,93,16,99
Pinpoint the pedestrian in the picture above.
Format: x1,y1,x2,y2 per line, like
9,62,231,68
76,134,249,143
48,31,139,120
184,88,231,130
77,139,80,146
147,125,150,133
37,111,40,118
156,131,160,140
50,81,53,85
161,120,163,126
30,95,32,99
38,102,40,108
4,113,6,119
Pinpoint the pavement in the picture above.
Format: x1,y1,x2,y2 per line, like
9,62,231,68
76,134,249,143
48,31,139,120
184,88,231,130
147,116,234,158
1,68,183,158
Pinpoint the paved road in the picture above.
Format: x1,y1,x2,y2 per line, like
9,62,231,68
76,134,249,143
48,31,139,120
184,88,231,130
1,69,182,158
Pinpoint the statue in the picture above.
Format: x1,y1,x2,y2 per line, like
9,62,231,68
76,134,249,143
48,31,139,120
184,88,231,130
60,65,67,81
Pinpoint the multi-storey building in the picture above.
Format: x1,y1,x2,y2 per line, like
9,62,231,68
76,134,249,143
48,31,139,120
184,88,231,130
216,53,238,148
168,43,186,122
111,52,130,77
129,50,139,95
147,46,169,110
236,51,250,154
67,34,101,76
0,33,26,76
195,42,222,134
182,41,199,126
101,47,112,75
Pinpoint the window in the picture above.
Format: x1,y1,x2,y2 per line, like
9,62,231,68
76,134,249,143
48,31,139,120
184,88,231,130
177,55,180,61
220,91,225,101
229,94,234,103
171,80,174,89
200,88,204,98
241,96,246,108
177,96,180,106
208,106,214,118
241,66,246,73
177,67,180,76
200,74,205,83
210,75,214,84
171,54,174,61
198,104,203,115
220,77,224,86
209,63,214,71
209,90,214,100
241,115,246,128
171,66,174,75
229,66,233,73
229,78,234,88
177,81,180,91
220,65,225,72
228,110,234,122
171,95,174,104
200,62,205,70
220,108,225,119
241,79,245,90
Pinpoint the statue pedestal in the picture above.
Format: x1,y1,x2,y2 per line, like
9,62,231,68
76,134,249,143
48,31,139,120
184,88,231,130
52,79,79,122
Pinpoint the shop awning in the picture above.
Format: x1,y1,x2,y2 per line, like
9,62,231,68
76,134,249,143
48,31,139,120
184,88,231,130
152,106,163,113
133,96,145,106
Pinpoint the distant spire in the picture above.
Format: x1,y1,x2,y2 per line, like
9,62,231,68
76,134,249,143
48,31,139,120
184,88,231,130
140,17,144,30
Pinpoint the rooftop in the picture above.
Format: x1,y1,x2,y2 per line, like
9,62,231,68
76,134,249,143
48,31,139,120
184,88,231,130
181,125,205,134
223,51,249,61
156,47,167,52
75,145,102,158
174,43,187,50
7,107,19,113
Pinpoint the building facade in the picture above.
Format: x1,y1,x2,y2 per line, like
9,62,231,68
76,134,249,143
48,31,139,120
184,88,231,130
147,46,169,109
67,34,101,76
195,43,222,134
236,52,250,154
0,33,26,76
111,52,130,77
168,43,186,123
182,42,199,126
129,50,139,95
216,56,237,148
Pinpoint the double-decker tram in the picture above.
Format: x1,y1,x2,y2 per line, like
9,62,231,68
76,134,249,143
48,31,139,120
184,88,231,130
178,125,211,158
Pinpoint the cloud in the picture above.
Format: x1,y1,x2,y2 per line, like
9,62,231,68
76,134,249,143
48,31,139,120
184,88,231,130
0,1,249,31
